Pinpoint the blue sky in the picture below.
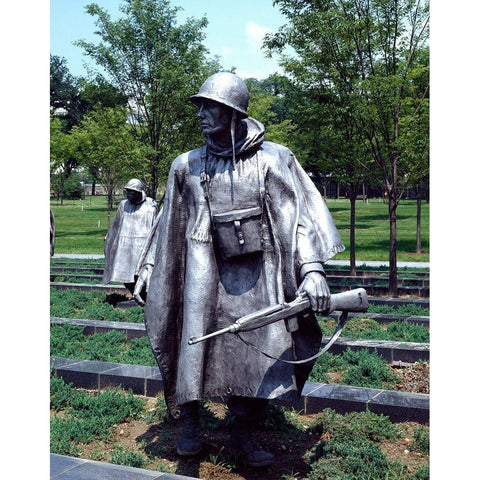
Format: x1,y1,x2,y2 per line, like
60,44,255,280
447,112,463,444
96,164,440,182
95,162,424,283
50,0,288,79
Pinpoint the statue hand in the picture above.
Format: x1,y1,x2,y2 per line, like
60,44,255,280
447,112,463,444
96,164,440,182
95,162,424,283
296,271,330,313
133,264,153,306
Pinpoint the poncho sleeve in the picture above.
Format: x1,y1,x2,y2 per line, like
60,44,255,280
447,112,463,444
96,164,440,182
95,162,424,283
290,152,345,275
262,144,344,291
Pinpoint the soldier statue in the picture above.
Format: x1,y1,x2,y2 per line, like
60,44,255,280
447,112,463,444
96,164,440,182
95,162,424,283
134,72,345,467
103,179,157,297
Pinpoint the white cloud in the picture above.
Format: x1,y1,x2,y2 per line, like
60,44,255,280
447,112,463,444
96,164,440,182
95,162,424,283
245,21,273,50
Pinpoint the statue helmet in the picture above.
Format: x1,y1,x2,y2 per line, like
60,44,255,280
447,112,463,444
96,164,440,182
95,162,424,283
190,72,249,118
124,178,144,193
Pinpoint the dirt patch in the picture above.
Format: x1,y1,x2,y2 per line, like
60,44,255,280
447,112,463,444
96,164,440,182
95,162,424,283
381,422,429,475
392,362,430,394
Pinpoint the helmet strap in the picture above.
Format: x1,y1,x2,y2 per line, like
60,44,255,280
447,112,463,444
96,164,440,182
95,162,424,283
230,110,237,171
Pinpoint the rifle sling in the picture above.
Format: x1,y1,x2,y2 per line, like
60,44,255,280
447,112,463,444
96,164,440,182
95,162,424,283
236,311,349,365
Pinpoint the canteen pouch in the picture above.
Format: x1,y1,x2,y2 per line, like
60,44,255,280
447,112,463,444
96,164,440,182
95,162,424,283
212,206,264,259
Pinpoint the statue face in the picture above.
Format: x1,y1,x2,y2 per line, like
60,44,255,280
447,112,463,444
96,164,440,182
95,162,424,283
125,189,143,204
197,98,232,139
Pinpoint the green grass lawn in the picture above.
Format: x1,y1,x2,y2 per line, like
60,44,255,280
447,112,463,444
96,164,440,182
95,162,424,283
51,195,429,261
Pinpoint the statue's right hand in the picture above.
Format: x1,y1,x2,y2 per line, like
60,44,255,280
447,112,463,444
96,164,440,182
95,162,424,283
133,264,153,306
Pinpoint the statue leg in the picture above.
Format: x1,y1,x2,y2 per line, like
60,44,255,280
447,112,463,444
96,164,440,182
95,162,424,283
176,401,202,456
227,396,275,467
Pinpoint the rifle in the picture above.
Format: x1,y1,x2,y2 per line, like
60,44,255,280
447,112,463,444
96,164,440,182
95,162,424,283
188,288,368,360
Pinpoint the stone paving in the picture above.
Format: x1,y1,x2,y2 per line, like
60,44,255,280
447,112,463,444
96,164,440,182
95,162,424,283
50,453,198,479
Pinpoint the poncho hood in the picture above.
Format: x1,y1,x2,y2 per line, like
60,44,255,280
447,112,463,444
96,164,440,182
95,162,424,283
206,117,265,158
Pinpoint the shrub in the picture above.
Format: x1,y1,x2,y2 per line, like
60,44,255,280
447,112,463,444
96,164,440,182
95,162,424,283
412,426,430,455
407,465,430,479
63,173,84,200
111,446,147,469
386,322,429,343
144,395,170,425
117,336,156,366
50,324,87,358
317,316,429,343
50,376,145,455
50,324,155,366
309,409,400,443
309,351,349,383
341,349,400,389
308,349,401,389
307,439,404,480
306,410,403,480
50,288,145,323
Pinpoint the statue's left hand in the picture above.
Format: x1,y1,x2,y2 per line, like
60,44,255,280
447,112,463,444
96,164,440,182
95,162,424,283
133,264,153,306
296,271,330,313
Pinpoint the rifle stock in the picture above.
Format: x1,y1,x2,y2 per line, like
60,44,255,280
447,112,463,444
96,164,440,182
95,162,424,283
327,288,368,314
188,288,368,345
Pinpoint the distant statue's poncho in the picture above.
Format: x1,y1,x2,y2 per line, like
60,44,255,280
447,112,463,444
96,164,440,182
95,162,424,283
103,195,157,285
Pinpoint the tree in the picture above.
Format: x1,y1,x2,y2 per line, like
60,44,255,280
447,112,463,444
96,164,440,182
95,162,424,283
397,48,429,253
75,0,220,198
265,0,430,294
72,106,147,217
50,116,76,204
245,76,298,146
50,55,82,132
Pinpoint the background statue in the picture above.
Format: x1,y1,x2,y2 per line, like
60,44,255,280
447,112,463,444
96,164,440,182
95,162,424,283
134,72,345,467
102,179,157,297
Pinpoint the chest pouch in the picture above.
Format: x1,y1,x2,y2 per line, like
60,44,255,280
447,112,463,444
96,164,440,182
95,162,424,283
212,206,263,259
201,147,267,260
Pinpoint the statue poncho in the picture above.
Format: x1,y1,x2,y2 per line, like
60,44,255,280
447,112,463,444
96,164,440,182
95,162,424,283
143,118,344,417
103,196,157,285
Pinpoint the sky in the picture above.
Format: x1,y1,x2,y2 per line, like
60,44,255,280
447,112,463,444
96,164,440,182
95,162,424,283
50,0,289,80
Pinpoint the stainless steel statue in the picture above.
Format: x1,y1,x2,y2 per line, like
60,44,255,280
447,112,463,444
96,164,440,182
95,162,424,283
102,179,157,297
134,72,345,466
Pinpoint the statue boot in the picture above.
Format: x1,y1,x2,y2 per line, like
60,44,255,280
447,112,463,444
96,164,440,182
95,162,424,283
176,401,202,456
228,416,275,467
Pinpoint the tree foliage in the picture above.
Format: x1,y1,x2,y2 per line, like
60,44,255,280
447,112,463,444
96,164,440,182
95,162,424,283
50,116,77,203
74,0,221,197
71,106,147,212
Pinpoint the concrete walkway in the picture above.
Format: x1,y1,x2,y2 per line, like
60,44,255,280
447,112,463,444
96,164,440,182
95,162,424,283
51,453,198,479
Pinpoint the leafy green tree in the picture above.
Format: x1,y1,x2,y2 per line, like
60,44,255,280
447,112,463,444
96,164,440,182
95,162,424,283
71,106,147,216
265,0,429,294
397,48,429,253
50,55,83,132
245,76,297,146
50,116,76,204
75,0,220,198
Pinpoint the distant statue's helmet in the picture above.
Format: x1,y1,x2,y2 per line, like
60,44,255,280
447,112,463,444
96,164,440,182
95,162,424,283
190,72,249,118
124,178,144,193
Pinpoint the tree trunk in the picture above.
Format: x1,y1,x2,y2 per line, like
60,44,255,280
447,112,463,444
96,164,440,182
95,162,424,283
349,190,357,276
416,187,422,254
149,154,159,201
60,175,65,206
388,187,398,296
91,180,96,196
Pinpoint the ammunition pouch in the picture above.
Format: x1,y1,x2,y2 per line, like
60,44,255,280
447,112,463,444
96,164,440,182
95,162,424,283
212,206,264,259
